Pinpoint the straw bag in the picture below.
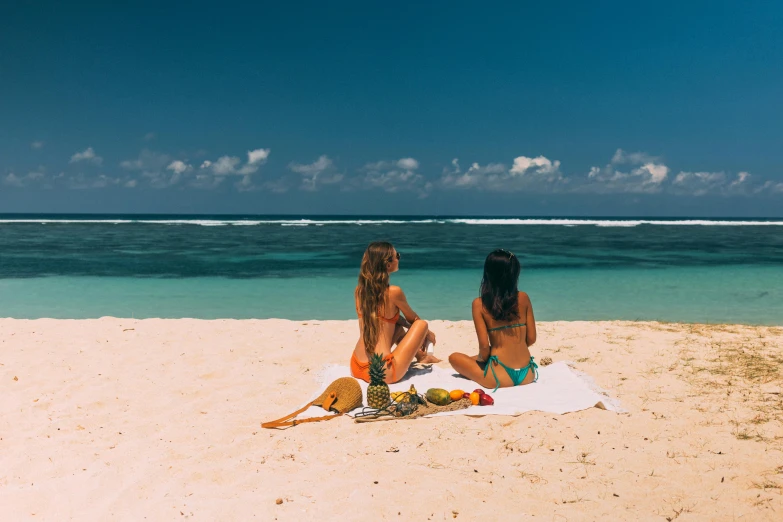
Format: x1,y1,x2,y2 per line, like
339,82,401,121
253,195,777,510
261,377,363,429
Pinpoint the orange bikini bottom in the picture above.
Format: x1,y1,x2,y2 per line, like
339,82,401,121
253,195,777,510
350,352,397,383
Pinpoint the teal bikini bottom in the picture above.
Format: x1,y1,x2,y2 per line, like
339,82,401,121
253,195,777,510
482,355,539,392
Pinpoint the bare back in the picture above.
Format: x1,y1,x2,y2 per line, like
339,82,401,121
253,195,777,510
473,291,537,368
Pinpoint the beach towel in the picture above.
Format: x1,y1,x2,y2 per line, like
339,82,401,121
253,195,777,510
296,361,625,420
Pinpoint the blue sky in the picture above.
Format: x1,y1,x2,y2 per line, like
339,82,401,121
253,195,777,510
1,1,782,216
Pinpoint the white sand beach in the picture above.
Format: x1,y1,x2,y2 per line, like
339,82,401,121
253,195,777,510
2,319,782,520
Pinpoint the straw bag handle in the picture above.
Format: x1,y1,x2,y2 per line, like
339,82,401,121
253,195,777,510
261,392,342,429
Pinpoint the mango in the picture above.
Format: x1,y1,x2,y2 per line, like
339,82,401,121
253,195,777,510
426,388,452,406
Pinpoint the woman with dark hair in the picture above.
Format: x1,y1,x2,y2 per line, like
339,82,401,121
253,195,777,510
351,241,439,384
448,249,538,390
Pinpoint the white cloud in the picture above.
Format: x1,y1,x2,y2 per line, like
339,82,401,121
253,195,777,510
124,179,137,188
166,160,192,175
65,172,122,189
211,155,241,175
235,175,255,192
289,155,333,175
143,132,156,141
440,160,507,188
119,150,188,188
162,160,193,186
440,154,563,191
288,155,343,191
725,171,753,194
90,174,120,188
585,149,668,193
31,141,44,149
510,155,561,177
118,147,270,189
237,148,271,175
196,148,270,188
247,148,270,165
236,165,257,175
672,171,727,196
359,157,430,196
671,169,757,196
754,180,783,194
611,149,658,165
3,173,23,187
190,172,226,190
397,157,419,170
27,170,45,182
3,168,47,187
70,147,103,165
121,150,170,171
645,163,669,184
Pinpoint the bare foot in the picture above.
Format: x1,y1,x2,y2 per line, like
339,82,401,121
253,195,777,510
416,354,442,364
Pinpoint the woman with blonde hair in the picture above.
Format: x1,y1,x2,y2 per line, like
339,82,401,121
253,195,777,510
351,241,438,383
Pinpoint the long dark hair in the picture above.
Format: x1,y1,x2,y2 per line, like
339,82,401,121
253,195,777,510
355,241,395,355
480,249,521,322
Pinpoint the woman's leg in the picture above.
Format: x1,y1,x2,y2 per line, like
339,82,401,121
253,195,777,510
388,320,429,383
392,323,440,364
448,352,513,389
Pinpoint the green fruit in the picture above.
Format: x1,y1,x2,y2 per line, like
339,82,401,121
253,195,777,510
426,388,451,406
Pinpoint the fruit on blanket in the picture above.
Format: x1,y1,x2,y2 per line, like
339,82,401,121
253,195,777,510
408,384,425,404
391,385,419,403
449,389,465,401
367,353,391,409
463,392,470,399
426,388,452,406
469,391,481,405
479,393,494,406
473,388,486,395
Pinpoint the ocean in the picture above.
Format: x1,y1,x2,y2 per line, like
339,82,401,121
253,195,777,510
0,215,781,324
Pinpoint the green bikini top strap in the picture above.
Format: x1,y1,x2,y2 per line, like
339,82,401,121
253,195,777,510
487,323,526,332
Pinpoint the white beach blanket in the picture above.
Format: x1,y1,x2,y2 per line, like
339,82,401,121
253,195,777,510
298,361,625,419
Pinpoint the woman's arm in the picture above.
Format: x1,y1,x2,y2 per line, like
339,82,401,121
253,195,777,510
389,286,420,323
391,286,436,345
523,292,537,347
472,298,491,362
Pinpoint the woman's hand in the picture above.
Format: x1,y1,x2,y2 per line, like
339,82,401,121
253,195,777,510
425,330,436,345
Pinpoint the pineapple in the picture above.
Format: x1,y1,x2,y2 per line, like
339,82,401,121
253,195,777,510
367,353,391,409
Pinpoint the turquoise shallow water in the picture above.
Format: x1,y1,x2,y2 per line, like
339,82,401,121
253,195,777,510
0,266,780,324
0,215,781,324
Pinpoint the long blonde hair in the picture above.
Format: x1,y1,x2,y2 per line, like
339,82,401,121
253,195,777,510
355,241,395,356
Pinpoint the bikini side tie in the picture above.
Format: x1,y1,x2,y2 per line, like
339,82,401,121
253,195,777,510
482,355,539,392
